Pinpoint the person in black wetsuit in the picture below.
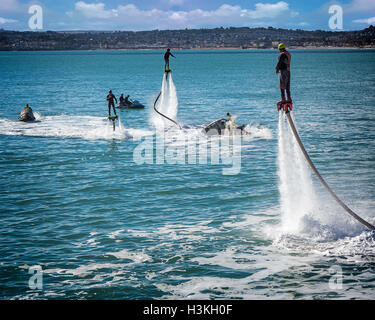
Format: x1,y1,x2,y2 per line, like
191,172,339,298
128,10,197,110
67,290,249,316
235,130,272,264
124,95,131,106
107,90,118,118
275,43,292,104
119,94,125,105
164,48,176,71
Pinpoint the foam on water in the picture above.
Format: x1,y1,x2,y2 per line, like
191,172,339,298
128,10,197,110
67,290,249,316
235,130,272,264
108,249,153,263
161,122,272,146
242,123,273,141
155,253,310,300
0,115,153,141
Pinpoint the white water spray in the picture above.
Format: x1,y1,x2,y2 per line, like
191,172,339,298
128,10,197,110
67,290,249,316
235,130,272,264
277,113,317,233
151,73,179,128
105,118,127,139
0,115,153,141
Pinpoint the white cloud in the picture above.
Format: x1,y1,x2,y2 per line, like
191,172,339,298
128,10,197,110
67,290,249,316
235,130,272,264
165,2,298,27
67,1,298,30
73,1,118,19
0,16,17,24
250,2,297,19
338,0,375,26
353,16,375,24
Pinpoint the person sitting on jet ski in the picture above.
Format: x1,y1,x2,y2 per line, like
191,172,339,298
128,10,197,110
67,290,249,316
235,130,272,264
119,94,125,105
225,112,236,130
124,95,131,106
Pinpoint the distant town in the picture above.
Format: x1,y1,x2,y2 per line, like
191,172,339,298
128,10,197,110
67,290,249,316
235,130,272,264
0,25,374,51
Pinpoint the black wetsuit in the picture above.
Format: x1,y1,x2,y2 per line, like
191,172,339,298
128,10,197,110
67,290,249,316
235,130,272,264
107,92,117,116
276,50,292,101
124,96,131,106
119,95,125,105
164,51,175,69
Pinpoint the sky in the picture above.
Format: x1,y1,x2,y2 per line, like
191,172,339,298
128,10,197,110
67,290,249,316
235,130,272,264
0,0,374,31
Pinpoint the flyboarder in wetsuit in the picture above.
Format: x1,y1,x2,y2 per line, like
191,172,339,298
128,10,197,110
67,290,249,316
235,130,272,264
107,90,118,118
164,48,176,71
276,43,292,105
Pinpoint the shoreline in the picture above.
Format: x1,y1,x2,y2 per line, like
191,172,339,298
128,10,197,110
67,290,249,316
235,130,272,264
2,26,373,52
177,46,375,50
1,46,374,52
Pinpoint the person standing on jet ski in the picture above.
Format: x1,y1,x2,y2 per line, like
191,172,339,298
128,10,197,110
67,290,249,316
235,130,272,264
164,48,176,71
107,90,118,118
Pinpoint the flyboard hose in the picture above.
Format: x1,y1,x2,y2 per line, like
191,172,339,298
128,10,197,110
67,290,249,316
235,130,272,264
153,91,182,130
285,111,375,230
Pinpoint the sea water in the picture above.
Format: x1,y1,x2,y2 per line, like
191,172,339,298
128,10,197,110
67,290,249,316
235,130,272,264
0,49,374,299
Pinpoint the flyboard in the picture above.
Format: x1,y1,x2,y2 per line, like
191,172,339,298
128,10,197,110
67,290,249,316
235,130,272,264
278,100,375,230
153,68,182,130
165,68,171,81
108,115,118,132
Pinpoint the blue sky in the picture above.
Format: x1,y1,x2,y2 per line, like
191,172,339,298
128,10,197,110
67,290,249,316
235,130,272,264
0,0,374,31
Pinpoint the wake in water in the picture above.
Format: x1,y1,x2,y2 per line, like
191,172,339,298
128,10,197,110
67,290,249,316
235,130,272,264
0,114,153,141
151,73,179,129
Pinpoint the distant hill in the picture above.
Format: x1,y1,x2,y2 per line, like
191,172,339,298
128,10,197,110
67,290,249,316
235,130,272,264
1,26,374,51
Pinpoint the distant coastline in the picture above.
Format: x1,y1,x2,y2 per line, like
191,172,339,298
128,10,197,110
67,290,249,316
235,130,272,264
2,47,373,52
1,26,374,51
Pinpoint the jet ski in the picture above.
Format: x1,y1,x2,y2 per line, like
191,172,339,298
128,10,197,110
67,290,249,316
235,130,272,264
117,100,145,109
203,118,246,135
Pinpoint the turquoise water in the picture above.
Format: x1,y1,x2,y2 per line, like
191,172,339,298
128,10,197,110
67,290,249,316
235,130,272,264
0,49,374,299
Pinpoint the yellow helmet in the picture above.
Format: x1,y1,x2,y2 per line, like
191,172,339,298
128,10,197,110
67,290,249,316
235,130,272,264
278,43,286,50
